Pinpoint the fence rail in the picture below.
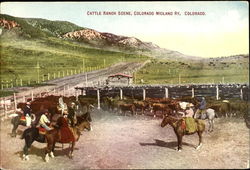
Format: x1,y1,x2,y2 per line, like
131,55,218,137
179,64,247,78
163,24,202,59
75,83,249,101
0,85,77,121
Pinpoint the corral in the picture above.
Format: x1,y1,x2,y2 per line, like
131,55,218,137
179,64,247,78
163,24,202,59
0,108,249,169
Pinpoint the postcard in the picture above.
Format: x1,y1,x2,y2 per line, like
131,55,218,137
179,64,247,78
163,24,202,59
0,1,249,169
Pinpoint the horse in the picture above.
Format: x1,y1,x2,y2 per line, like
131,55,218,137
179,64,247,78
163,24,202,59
10,113,36,137
193,108,217,132
160,114,205,152
44,116,91,162
21,118,91,161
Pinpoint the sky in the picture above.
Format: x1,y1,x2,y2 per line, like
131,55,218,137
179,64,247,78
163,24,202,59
0,1,249,58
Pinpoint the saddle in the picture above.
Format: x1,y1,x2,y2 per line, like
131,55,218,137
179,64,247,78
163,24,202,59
38,126,46,135
20,115,26,121
181,119,186,130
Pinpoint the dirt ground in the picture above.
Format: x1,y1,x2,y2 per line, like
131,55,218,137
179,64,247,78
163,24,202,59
0,109,249,169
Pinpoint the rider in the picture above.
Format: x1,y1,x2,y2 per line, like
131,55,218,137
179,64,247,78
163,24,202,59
23,102,32,127
57,114,75,143
58,96,67,115
184,103,196,133
38,110,52,131
195,97,206,119
185,103,195,118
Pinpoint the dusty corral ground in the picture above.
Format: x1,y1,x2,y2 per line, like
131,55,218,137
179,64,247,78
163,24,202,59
0,110,249,169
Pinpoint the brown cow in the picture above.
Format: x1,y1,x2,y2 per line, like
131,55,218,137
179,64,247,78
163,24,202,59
133,100,150,115
118,103,135,116
150,103,173,118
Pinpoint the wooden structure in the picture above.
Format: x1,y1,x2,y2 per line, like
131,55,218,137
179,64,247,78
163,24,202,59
106,73,133,86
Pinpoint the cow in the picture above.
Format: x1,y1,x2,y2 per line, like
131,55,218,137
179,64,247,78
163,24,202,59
118,103,136,116
133,100,150,115
149,103,173,118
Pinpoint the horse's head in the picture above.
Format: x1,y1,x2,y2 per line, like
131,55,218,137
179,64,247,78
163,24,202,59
161,114,177,127
161,114,170,127
78,120,91,132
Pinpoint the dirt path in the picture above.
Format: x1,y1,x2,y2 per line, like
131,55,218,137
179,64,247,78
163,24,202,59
0,110,249,169
3,61,144,99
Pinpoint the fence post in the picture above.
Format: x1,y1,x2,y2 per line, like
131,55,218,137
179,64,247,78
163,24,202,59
120,88,123,100
142,88,146,100
240,88,243,100
48,73,50,80
97,89,100,109
165,87,169,98
14,93,17,111
75,90,78,101
30,91,33,101
11,81,13,88
192,88,195,98
63,86,65,96
4,97,7,119
216,85,219,100
85,73,88,87
20,79,23,86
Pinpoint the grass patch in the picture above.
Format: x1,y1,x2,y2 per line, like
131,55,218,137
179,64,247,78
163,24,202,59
135,58,249,84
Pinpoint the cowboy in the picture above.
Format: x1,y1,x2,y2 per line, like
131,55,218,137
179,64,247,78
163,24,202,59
23,102,32,127
184,103,196,133
58,97,68,115
195,97,206,119
185,103,194,118
57,115,75,143
39,110,52,131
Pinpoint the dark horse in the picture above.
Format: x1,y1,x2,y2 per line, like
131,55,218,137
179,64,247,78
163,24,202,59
21,117,91,161
161,114,205,152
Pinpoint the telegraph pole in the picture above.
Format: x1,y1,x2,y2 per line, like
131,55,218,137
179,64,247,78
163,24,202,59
82,59,85,72
35,62,40,83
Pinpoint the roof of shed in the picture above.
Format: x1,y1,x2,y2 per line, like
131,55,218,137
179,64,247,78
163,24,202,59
108,73,133,78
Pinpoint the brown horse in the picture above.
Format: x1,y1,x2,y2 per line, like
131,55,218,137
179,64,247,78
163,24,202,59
160,114,205,152
21,118,91,161
44,117,91,162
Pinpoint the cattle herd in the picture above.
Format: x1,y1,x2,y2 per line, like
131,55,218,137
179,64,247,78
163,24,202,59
15,94,250,128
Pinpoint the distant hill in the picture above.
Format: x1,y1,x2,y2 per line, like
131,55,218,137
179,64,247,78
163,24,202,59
61,28,202,60
0,14,203,61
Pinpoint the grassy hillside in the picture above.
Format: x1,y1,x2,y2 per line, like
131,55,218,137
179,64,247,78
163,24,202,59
135,57,249,84
0,14,148,92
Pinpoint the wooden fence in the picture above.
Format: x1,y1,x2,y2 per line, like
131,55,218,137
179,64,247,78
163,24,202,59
0,85,76,121
75,83,249,109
